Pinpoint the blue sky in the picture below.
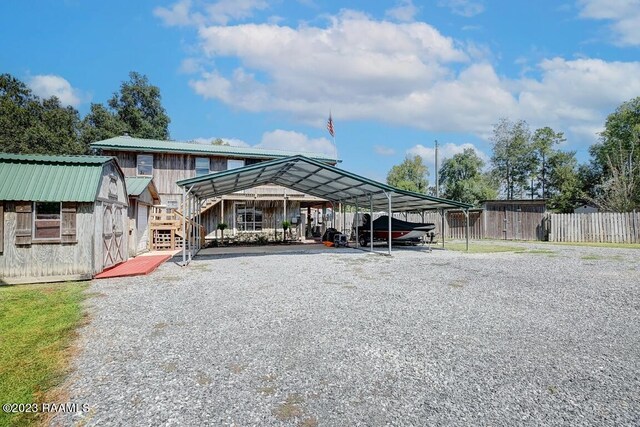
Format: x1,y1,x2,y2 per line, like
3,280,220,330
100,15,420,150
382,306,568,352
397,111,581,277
2,0,639,181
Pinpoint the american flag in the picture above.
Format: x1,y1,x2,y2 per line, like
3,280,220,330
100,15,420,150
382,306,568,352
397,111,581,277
327,113,335,137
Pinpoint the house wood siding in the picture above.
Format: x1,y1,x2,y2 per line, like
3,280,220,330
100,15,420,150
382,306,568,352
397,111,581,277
104,151,198,202
200,200,302,237
211,156,227,172
106,151,136,175
103,150,317,206
0,202,95,281
0,204,3,254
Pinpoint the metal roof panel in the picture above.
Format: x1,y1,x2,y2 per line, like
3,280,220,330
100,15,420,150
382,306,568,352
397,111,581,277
0,154,114,202
124,177,153,196
178,155,473,211
92,136,338,163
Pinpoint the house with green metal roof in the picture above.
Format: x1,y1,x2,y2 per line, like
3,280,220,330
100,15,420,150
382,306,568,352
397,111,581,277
0,154,129,284
91,135,338,249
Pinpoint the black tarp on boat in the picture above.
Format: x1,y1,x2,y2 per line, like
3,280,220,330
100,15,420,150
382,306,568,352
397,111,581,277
360,214,435,232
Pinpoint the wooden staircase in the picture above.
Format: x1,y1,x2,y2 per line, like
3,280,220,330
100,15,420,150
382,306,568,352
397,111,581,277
199,198,221,215
149,204,207,251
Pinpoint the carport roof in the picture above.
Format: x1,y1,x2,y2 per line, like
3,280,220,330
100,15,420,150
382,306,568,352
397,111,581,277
176,155,472,212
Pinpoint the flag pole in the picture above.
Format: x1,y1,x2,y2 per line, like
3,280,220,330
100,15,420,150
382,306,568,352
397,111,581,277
333,133,337,163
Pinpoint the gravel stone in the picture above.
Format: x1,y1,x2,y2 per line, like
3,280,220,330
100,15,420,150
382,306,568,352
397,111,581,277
53,242,640,426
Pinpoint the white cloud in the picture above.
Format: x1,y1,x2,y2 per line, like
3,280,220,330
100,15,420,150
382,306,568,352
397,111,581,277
28,75,83,107
173,9,640,148
385,0,419,22
256,130,335,156
205,0,268,25
179,57,204,74
578,0,640,46
438,0,485,17
154,0,268,27
191,11,471,124
514,57,640,132
154,0,202,27
374,145,396,156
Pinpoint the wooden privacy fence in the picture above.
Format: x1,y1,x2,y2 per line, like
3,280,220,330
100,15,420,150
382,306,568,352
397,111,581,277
339,210,640,242
548,212,640,243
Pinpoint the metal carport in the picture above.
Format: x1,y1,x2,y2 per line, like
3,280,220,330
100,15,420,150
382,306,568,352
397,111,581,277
176,155,473,263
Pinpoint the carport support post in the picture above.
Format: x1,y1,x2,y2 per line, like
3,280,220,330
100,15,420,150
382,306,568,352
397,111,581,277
182,187,186,265
355,197,359,247
283,195,287,239
386,192,392,255
197,198,202,249
195,197,199,250
220,199,225,239
342,202,346,235
464,208,470,252
188,191,192,263
441,208,446,249
369,194,374,253
194,197,198,250
322,203,327,236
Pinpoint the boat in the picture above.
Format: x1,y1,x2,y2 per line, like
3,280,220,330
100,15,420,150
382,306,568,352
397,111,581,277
356,214,436,246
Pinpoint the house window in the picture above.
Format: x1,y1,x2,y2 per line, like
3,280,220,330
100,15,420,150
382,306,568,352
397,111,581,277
33,202,61,240
137,154,153,176
195,157,210,176
227,159,245,170
235,203,262,231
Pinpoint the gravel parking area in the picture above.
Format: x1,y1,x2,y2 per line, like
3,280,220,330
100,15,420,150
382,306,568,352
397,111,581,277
55,242,640,426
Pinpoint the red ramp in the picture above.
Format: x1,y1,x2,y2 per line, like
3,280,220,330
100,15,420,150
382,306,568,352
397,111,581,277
95,255,171,279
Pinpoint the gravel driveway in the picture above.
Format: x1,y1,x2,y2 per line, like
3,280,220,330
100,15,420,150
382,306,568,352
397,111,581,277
55,242,640,426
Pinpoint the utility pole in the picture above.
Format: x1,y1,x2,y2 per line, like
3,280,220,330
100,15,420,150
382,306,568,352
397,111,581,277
435,139,439,197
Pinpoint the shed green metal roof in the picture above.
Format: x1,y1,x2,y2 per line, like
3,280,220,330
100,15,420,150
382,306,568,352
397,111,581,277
91,136,339,163
0,153,115,202
124,177,154,197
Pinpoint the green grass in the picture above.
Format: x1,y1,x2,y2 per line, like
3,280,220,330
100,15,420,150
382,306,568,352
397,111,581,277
0,282,87,427
581,254,625,261
519,249,555,254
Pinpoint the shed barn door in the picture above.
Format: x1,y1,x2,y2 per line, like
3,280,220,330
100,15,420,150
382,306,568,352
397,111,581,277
103,204,125,269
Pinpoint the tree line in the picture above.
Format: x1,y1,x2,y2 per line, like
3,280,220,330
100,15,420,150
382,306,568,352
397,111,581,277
387,97,640,213
0,72,170,156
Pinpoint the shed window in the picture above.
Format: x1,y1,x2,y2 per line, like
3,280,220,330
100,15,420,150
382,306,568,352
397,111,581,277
235,203,262,231
195,157,210,176
137,154,153,176
34,202,61,240
227,159,245,170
